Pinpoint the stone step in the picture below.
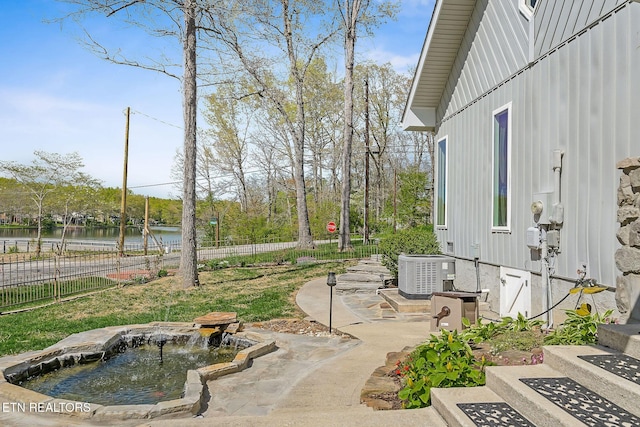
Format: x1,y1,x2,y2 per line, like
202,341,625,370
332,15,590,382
335,282,381,293
597,323,640,360
431,386,537,427
337,272,386,284
346,264,391,276
543,345,640,417
485,364,587,426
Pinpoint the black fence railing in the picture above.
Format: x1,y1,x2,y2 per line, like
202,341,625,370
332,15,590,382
0,236,378,311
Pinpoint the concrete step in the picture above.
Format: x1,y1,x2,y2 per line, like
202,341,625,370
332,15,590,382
430,386,534,427
543,344,640,417
485,364,586,426
597,323,640,360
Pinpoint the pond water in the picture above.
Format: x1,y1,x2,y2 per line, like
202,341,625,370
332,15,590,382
0,226,182,245
20,343,237,406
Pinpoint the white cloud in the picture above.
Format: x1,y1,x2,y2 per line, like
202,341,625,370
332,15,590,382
364,48,421,73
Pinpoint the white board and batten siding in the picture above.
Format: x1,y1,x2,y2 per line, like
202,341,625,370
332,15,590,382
433,0,640,288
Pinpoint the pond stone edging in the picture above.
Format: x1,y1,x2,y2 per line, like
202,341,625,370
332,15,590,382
0,322,276,421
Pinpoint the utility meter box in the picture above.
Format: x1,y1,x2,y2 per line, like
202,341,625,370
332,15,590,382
526,227,541,250
430,292,479,331
532,192,553,224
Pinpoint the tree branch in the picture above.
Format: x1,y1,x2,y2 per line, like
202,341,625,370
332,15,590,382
82,29,181,80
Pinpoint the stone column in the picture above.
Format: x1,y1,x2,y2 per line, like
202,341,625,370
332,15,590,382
615,157,640,323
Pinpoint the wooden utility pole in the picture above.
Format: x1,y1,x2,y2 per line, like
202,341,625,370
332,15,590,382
393,169,397,233
143,196,149,255
364,77,370,245
118,107,130,257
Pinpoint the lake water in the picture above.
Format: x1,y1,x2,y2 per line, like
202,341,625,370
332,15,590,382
0,226,182,245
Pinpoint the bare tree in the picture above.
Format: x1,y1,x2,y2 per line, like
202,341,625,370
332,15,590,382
56,0,205,287
51,174,103,255
203,84,252,212
202,0,338,248
336,0,397,250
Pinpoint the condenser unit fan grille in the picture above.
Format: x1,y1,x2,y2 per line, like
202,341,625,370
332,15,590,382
398,255,455,299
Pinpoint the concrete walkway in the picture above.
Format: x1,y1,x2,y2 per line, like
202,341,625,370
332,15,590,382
140,277,447,427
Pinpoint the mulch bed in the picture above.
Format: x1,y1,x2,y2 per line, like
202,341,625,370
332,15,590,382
249,318,354,339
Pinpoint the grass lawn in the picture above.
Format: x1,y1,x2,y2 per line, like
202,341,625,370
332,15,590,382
0,261,352,357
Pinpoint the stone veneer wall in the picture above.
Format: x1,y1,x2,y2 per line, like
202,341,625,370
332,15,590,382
616,157,640,323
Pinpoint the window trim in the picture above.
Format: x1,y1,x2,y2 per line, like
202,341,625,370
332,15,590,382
518,0,537,20
491,103,512,232
436,135,448,229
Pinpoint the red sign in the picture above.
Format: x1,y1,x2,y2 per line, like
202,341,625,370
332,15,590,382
327,221,337,233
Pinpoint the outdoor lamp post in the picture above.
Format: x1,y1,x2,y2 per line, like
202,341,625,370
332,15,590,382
327,272,337,334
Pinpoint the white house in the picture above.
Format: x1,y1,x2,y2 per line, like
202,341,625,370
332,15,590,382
402,0,640,324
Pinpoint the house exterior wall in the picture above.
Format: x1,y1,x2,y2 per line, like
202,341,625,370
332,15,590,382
439,0,530,119
432,0,640,316
534,0,628,57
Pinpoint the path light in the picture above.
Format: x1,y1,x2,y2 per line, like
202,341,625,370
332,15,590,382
327,272,337,334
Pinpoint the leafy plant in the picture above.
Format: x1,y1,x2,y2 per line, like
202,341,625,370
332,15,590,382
378,226,440,278
397,330,489,408
544,309,615,345
461,313,543,344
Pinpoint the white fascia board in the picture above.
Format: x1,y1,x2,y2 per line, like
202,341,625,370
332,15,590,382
401,0,444,127
401,107,436,131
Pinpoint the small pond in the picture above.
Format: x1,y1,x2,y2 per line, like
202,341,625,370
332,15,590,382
19,341,239,406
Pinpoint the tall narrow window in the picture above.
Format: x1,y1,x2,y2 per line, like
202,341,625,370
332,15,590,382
492,104,511,230
436,136,448,227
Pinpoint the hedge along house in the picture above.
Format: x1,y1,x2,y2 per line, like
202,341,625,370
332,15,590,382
402,0,640,326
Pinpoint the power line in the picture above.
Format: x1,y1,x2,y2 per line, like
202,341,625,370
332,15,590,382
129,109,182,129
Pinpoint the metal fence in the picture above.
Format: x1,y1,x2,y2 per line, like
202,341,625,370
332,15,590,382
0,238,379,311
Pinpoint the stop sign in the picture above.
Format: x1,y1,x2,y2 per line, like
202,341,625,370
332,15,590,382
327,221,337,233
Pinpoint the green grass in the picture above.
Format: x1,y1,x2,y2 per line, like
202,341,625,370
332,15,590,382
1,277,118,311
0,261,351,357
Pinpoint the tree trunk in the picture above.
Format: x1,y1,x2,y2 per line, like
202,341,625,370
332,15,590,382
180,0,200,288
339,7,357,252
36,198,43,257
282,0,314,249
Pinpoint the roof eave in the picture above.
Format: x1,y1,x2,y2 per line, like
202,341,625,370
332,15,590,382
402,0,476,133
401,107,436,131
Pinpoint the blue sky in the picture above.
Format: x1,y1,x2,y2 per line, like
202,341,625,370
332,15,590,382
0,0,434,198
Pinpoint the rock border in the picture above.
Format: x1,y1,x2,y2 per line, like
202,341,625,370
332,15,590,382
616,156,640,322
0,322,276,421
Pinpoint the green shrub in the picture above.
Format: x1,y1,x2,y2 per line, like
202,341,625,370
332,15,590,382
157,269,168,278
378,226,440,278
397,330,489,408
544,309,615,345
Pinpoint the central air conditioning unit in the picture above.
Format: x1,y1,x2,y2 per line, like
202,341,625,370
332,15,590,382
398,254,456,299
